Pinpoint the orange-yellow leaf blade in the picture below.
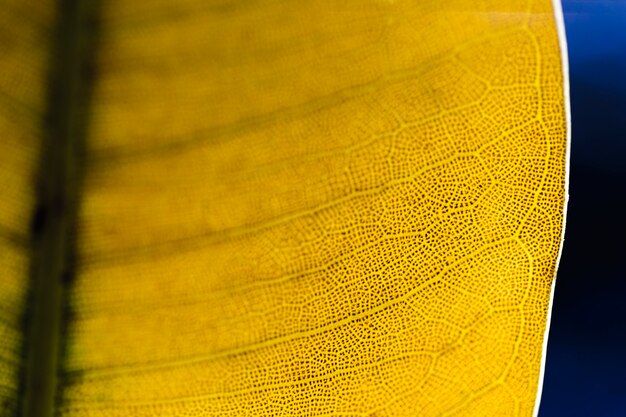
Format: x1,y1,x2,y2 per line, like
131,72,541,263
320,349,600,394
62,0,568,416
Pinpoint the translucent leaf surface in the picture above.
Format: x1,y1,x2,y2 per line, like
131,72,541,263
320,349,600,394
0,0,569,416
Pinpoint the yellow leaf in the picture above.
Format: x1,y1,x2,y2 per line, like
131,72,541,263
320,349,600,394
1,0,569,416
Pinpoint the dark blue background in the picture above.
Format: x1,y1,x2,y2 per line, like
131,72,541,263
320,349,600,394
538,1,626,416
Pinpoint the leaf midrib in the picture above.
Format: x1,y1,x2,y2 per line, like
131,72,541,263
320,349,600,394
20,1,100,416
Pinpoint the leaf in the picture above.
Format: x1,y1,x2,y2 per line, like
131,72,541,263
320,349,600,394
1,0,569,416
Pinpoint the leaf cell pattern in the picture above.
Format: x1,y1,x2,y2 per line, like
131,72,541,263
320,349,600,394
63,0,568,416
